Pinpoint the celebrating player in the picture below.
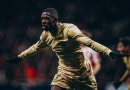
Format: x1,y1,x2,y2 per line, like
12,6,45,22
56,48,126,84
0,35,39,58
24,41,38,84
6,8,130,90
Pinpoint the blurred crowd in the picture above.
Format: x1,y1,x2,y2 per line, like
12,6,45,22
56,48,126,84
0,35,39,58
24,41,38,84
0,0,130,90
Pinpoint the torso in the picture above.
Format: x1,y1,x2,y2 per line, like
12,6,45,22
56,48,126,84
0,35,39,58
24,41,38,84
43,23,87,73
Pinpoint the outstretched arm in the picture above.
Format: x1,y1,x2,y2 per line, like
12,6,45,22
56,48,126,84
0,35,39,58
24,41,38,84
67,25,130,58
6,31,48,63
76,36,111,55
18,39,48,59
67,25,111,55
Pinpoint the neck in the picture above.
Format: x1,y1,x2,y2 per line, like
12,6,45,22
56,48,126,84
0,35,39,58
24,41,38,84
50,23,58,36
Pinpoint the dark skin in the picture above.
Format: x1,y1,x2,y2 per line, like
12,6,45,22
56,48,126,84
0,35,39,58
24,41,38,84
41,12,130,90
6,11,130,90
41,12,67,90
41,12,58,36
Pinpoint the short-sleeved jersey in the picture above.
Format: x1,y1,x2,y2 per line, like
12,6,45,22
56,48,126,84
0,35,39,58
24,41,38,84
18,22,111,73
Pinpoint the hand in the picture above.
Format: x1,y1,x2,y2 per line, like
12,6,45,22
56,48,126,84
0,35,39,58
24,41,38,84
6,56,22,64
109,51,130,59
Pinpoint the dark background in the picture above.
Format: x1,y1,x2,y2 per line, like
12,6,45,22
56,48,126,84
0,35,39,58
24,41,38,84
0,0,130,90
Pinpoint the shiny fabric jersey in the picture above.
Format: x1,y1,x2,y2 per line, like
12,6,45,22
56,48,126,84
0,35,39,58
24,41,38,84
18,22,111,89
18,22,111,72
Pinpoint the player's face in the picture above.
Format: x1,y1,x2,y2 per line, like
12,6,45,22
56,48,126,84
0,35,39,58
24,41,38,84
41,12,56,31
117,42,128,53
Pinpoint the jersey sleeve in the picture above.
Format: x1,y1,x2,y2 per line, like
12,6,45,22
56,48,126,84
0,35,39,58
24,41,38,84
67,25,112,56
18,31,48,59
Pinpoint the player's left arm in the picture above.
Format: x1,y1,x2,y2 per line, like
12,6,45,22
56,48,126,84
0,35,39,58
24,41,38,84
67,25,130,59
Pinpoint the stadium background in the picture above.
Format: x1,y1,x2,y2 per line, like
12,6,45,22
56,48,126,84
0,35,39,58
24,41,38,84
0,0,130,90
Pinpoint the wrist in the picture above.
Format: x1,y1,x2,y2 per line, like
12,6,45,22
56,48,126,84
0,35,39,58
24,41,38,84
103,48,112,56
18,55,23,59
109,51,113,56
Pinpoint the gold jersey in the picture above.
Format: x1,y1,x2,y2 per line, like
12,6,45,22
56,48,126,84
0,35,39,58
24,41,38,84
18,22,111,72
18,22,111,89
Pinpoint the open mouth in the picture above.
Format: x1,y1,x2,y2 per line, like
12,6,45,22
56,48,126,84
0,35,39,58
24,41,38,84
42,24,47,29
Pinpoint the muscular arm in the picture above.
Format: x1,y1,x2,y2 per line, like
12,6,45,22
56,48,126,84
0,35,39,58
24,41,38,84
68,25,111,56
18,31,48,59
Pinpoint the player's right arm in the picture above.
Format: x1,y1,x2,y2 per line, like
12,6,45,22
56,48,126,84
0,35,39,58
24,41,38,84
6,31,48,63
